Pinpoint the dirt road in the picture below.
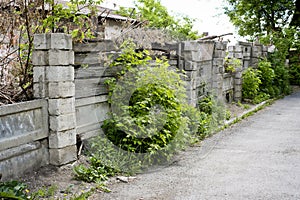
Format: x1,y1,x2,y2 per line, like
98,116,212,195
94,91,300,200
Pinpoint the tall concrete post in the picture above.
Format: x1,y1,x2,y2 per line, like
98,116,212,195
181,41,202,107
212,41,227,101
32,33,77,165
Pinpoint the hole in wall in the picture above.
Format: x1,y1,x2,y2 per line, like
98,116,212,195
76,134,84,157
225,92,231,103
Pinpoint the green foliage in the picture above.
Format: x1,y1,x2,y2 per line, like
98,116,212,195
289,61,300,85
70,188,95,200
224,1,299,89
117,0,200,40
0,0,103,103
74,156,118,183
29,185,58,199
42,0,103,41
75,40,198,183
242,57,291,104
242,67,261,100
225,109,232,120
242,65,272,104
257,59,276,97
196,95,226,139
224,0,296,38
224,57,242,73
0,180,28,200
104,49,190,158
105,83,182,154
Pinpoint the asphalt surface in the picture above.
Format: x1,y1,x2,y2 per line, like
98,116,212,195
96,91,300,200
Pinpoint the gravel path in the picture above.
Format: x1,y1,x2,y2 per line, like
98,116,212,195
93,91,300,200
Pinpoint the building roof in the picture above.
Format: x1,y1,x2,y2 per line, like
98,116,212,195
0,0,137,22
54,0,137,22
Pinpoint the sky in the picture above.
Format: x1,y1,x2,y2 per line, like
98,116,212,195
101,0,243,43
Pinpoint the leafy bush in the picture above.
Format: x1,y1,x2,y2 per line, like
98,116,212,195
0,180,28,200
196,95,226,139
289,62,300,85
288,50,300,85
242,67,261,100
257,59,275,96
242,57,291,104
74,41,199,182
103,61,192,162
265,50,290,95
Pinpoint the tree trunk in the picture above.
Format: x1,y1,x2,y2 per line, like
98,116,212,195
290,0,300,27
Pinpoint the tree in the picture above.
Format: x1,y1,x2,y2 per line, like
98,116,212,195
224,0,300,92
224,0,298,37
117,0,200,40
290,0,300,27
0,0,102,104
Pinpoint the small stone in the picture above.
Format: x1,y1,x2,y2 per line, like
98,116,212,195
116,176,137,183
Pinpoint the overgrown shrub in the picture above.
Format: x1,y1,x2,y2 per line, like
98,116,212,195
196,95,226,139
269,57,291,95
289,62,300,85
242,56,291,104
257,59,275,97
242,67,261,100
288,52,300,85
74,41,199,181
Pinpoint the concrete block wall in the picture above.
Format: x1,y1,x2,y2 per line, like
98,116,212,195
227,45,244,102
228,41,268,102
0,100,49,180
33,33,77,165
73,40,116,140
1,34,271,177
212,41,228,101
179,41,215,107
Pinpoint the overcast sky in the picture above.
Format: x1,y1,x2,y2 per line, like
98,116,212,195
102,0,243,43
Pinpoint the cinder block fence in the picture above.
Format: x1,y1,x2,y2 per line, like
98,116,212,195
0,33,269,180
33,34,77,165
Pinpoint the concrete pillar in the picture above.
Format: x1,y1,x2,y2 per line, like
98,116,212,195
33,33,77,165
234,67,243,102
181,41,202,107
212,41,227,101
